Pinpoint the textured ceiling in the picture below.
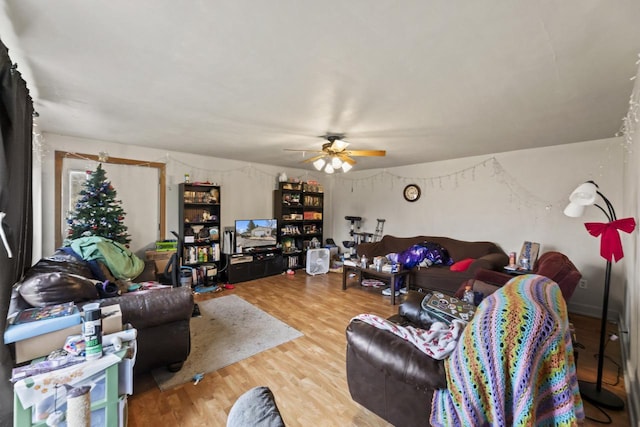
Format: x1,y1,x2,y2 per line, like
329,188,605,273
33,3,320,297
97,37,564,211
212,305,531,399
2,1,640,171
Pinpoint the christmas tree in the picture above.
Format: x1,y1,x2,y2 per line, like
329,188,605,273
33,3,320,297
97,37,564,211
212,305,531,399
66,163,131,245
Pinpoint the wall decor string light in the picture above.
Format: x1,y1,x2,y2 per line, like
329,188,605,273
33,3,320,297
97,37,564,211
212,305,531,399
616,52,640,155
31,111,47,164
57,152,579,213
334,156,563,212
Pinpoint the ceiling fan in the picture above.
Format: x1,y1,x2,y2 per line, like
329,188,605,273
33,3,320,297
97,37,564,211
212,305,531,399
284,134,386,173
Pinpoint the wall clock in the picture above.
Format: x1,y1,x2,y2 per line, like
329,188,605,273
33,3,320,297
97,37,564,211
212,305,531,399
403,184,421,202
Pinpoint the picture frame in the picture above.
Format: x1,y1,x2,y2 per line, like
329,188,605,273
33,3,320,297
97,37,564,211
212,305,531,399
517,241,540,270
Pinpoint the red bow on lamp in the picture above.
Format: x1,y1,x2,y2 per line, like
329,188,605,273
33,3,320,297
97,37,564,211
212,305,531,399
584,217,636,262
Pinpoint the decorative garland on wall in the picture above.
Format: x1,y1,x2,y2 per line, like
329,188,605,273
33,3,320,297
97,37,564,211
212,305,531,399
617,53,640,154
49,150,563,211
32,114,47,164
165,154,325,186
334,156,560,213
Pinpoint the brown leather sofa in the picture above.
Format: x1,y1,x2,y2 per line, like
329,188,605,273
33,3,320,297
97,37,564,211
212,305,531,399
346,290,445,426
7,249,193,373
356,235,509,294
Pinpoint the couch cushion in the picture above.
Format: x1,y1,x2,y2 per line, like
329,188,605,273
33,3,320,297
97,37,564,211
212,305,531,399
17,273,100,307
227,386,285,427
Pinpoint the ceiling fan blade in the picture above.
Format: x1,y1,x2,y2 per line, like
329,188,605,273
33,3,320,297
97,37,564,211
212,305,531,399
336,153,356,165
284,148,324,153
344,150,386,157
302,154,327,164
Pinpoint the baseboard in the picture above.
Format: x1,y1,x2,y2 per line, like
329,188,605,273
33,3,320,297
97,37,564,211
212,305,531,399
617,314,639,426
567,301,619,320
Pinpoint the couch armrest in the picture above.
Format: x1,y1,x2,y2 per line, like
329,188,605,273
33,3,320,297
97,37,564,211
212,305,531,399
398,290,434,329
346,319,447,390
467,252,509,274
82,286,193,330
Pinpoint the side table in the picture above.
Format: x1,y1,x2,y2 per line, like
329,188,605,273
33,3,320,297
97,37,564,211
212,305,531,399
342,264,411,305
503,267,533,276
13,342,135,427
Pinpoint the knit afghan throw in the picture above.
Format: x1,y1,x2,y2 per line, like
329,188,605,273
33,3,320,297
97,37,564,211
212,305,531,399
431,274,584,426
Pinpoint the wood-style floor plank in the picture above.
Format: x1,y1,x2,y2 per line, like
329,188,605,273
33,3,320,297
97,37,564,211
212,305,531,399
127,272,630,426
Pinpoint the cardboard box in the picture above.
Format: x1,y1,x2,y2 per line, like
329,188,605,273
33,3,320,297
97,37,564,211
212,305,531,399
145,249,176,273
15,304,123,363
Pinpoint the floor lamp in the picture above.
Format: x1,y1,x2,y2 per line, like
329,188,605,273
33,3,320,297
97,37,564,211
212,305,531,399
564,181,636,410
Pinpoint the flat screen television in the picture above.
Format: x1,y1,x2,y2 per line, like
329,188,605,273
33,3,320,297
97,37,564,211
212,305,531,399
235,219,278,251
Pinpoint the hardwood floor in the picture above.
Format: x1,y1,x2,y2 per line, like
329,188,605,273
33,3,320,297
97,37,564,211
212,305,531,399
127,272,631,426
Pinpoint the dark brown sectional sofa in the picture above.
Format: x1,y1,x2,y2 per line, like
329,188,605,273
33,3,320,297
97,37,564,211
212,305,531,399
356,235,509,294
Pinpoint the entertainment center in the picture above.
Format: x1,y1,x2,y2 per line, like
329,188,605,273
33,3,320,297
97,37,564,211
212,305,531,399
224,218,283,284
177,180,325,285
225,248,283,284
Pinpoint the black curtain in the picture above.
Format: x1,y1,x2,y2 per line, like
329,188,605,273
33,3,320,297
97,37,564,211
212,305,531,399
0,39,34,425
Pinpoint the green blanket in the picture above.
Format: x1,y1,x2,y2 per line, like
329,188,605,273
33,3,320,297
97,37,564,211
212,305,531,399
69,236,144,280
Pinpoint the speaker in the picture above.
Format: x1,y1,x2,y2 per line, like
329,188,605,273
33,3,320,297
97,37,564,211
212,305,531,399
306,248,330,276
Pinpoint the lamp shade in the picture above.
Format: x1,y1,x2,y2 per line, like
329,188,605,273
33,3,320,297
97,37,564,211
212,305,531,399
332,139,349,151
331,156,343,169
341,162,353,172
563,202,585,218
313,158,325,171
569,182,598,206
324,164,335,174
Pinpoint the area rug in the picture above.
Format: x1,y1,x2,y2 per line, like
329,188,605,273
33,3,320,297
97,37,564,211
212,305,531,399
151,294,303,391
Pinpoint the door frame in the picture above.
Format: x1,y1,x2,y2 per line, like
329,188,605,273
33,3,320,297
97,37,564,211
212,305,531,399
54,150,166,248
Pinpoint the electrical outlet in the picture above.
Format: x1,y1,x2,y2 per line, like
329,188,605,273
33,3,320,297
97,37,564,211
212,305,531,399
579,278,588,289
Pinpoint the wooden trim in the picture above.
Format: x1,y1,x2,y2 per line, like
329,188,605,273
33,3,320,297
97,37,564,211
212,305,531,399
54,150,166,247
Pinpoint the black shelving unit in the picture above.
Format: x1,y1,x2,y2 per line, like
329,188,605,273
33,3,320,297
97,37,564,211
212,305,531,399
178,183,221,284
273,182,324,270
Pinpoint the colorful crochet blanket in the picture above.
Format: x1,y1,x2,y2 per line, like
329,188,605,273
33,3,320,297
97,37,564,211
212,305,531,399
431,274,584,426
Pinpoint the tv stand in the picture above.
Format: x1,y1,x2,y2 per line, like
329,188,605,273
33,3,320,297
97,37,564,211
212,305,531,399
225,248,283,284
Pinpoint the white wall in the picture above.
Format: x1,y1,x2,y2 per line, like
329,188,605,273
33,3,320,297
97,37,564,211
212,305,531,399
329,138,624,317
40,133,329,255
621,63,639,424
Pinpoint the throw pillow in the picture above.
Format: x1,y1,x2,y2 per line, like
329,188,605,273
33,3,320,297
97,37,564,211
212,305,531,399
450,258,474,272
18,273,100,307
227,386,285,427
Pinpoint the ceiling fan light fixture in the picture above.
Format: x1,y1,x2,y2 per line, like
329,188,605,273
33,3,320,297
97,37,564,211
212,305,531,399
332,139,349,151
331,156,343,169
324,164,335,174
341,162,353,172
313,158,326,171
